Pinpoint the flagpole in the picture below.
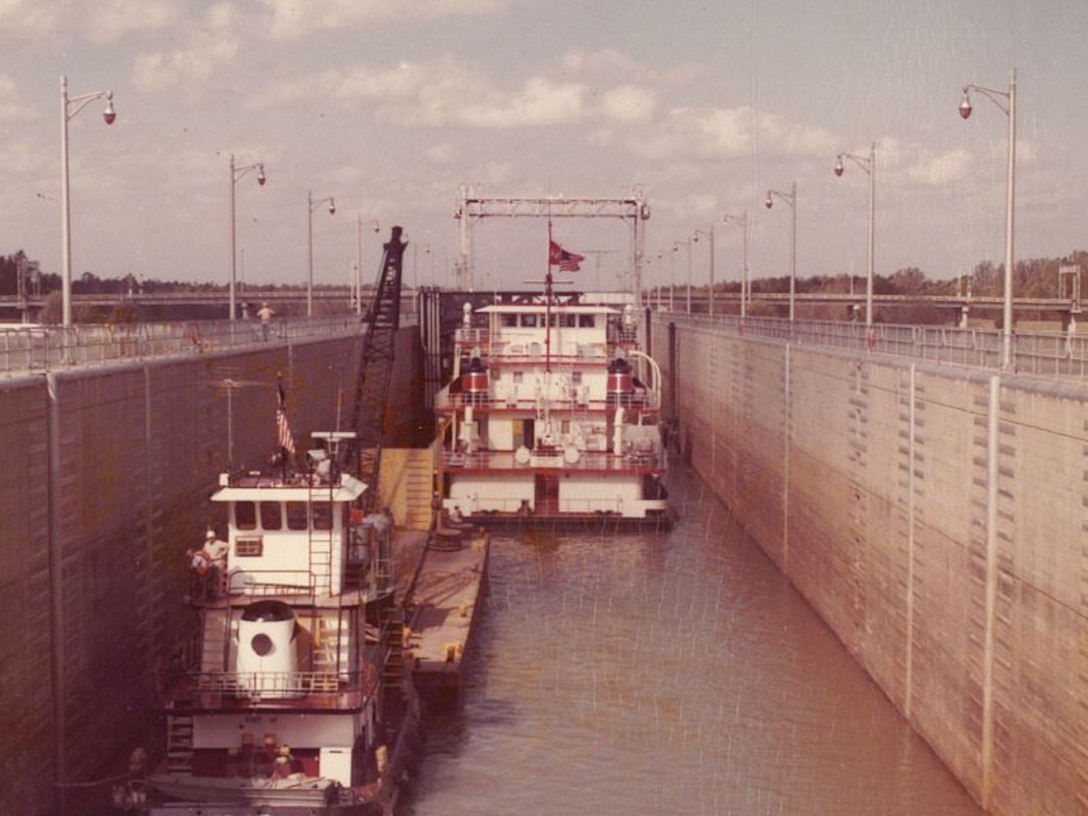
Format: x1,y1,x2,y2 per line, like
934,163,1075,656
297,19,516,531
545,216,553,374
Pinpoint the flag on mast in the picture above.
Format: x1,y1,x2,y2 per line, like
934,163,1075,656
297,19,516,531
276,378,296,456
549,240,584,272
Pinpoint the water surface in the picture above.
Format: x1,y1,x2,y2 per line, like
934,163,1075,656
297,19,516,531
404,468,983,816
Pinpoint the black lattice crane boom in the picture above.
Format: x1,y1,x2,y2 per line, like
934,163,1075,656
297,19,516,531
345,225,407,513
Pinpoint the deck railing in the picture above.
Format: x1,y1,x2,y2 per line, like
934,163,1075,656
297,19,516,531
156,665,379,710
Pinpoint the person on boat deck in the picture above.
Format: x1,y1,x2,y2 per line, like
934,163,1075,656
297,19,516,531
205,530,229,598
187,531,228,601
270,745,294,779
449,505,464,524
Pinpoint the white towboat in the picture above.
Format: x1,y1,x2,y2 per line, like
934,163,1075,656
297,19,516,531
434,292,671,526
136,431,418,815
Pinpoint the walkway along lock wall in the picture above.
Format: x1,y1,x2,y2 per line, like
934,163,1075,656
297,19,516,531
0,326,422,816
653,314,1088,816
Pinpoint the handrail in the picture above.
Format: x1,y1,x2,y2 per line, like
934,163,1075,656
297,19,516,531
665,311,1088,381
0,314,415,377
155,666,380,710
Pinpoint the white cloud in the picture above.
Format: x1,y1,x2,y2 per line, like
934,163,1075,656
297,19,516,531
600,85,656,123
86,0,182,43
259,0,511,41
426,142,457,164
0,0,63,38
131,4,241,92
0,0,181,41
627,106,771,162
460,76,586,128
0,73,35,122
258,58,587,129
906,148,972,186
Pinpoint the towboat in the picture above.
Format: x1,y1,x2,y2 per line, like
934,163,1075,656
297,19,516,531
434,293,671,526
136,431,418,815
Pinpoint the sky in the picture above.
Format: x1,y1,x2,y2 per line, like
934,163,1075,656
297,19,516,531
3,0,1086,295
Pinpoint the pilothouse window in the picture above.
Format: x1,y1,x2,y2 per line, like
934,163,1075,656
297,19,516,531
260,502,282,530
313,503,333,531
286,501,308,531
235,502,256,530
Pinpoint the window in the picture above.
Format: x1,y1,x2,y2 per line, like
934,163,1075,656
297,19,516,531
260,502,282,530
313,503,333,531
236,536,263,557
286,501,309,530
579,314,595,328
235,502,256,530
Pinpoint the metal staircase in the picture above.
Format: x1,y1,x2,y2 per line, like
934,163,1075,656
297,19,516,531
165,715,195,774
380,606,408,699
403,452,435,530
312,613,346,691
200,607,230,675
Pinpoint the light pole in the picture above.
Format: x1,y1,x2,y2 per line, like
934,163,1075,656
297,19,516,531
61,75,116,327
834,143,876,327
960,68,1017,370
692,227,715,316
674,238,693,314
765,182,797,321
230,155,266,321
723,211,749,318
307,191,336,317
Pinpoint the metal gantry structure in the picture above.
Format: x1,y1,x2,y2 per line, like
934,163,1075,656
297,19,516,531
344,226,407,514
452,185,651,307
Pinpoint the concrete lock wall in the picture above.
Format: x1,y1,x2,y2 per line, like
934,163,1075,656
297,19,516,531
655,316,1088,816
0,334,385,816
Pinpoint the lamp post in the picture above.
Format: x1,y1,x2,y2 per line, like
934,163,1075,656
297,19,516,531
61,75,116,327
834,143,876,327
765,182,797,321
229,155,266,321
674,238,693,314
723,211,749,318
692,227,715,316
960,68,1017,370
307,191,336,317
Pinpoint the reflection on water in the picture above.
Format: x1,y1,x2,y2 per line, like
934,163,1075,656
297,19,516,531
403,468,983,816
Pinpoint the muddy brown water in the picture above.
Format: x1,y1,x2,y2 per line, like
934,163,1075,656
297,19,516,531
403,467,983,816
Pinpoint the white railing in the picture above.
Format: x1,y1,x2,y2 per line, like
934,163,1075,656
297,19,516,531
670,312,1088,380
0,314,418,376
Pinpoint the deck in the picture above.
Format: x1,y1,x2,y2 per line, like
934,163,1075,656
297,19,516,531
403,527,490,707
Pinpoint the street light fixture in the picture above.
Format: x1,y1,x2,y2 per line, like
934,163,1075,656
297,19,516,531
307,191,336,317
61,75,117,327
722,211,749,319
765,182,798,321
229,155,266,321
959,68,1017,370
692,227,715,316
834,142,876,327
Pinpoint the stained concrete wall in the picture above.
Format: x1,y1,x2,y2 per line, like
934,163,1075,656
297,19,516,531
0,327,420,816
656,316,1088,816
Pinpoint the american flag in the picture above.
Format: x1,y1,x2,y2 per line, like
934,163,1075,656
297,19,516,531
549,240,584,272
276,406,295,455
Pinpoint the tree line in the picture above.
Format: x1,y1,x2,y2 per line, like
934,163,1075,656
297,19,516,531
5,248,1088,325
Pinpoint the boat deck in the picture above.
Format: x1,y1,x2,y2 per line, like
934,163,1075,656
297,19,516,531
403,527,490,707
442,449,665,473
